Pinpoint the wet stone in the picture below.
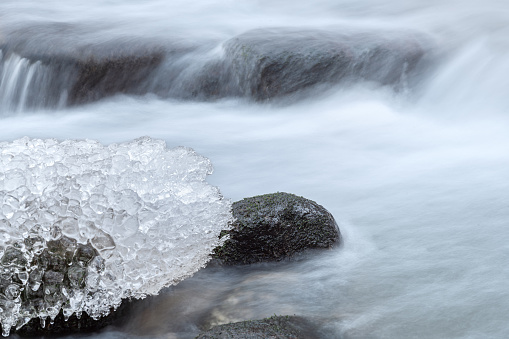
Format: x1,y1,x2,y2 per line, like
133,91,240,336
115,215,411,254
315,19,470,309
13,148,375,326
213,192,341,265
196,315,321,339
224,28,431,100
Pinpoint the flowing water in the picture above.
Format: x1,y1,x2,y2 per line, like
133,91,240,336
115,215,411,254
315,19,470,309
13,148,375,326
1,0,509,338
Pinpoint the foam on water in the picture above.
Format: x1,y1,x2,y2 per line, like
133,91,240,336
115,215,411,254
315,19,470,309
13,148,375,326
0,137,232,336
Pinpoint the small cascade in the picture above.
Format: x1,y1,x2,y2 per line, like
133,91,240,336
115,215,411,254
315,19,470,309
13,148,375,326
0,25,432,114
0,51,68,114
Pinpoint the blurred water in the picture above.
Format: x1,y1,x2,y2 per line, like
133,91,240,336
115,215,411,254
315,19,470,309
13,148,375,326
1,0,509,338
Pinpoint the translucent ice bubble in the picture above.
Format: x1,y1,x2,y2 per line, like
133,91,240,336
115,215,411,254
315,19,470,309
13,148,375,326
0,137,233,336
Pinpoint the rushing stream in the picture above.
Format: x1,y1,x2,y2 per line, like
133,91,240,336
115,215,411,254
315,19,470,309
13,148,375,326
1,0,509,338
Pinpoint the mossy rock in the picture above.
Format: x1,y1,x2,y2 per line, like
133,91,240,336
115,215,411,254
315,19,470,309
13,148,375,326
196,315,320,339
213,193,341,265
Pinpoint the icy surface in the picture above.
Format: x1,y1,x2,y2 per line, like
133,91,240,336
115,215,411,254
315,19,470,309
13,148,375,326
0,137,232,336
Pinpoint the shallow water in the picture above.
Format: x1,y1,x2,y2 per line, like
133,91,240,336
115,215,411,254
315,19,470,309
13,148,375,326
1,0,509,338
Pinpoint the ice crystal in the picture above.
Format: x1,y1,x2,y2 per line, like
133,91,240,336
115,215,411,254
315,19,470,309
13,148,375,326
0,137,232,336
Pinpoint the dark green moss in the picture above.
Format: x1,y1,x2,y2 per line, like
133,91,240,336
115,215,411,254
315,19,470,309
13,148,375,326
213,192,341,265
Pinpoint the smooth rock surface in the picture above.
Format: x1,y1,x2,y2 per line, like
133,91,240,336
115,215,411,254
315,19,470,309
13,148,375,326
224,28,430,100
0,22,188,108
0,24,433,111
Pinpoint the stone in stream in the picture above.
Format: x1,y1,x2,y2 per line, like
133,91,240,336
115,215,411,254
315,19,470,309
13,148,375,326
0,23,433,110
213,193,341,265
223,27,430,100
0,22,187,108
164,27,433,101
196,315,321,339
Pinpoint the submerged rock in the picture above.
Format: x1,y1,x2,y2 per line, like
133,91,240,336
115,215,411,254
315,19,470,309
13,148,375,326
0,22,185,109
196,315,320,339
224,28,429,100
0,24,433,111
69,51,164,105
213,193,340,265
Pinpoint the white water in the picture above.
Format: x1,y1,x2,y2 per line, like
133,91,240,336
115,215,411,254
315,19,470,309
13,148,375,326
1,0,509,338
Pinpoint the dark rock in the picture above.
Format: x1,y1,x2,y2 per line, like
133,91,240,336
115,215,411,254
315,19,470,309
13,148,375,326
0,22,184,108
213,193,340,265
195,315,320,339
0,23,433,110
176,59,237,100
69,51,164,105
224,28,430,100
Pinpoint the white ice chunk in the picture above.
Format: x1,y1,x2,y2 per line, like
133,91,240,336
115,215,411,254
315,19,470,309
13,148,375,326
0,137,232,335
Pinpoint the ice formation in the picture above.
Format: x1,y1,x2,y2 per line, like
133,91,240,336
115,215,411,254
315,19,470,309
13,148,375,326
0,137,233,336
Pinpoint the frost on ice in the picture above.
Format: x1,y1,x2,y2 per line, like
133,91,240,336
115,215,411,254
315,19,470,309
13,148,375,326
0,137,233,336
